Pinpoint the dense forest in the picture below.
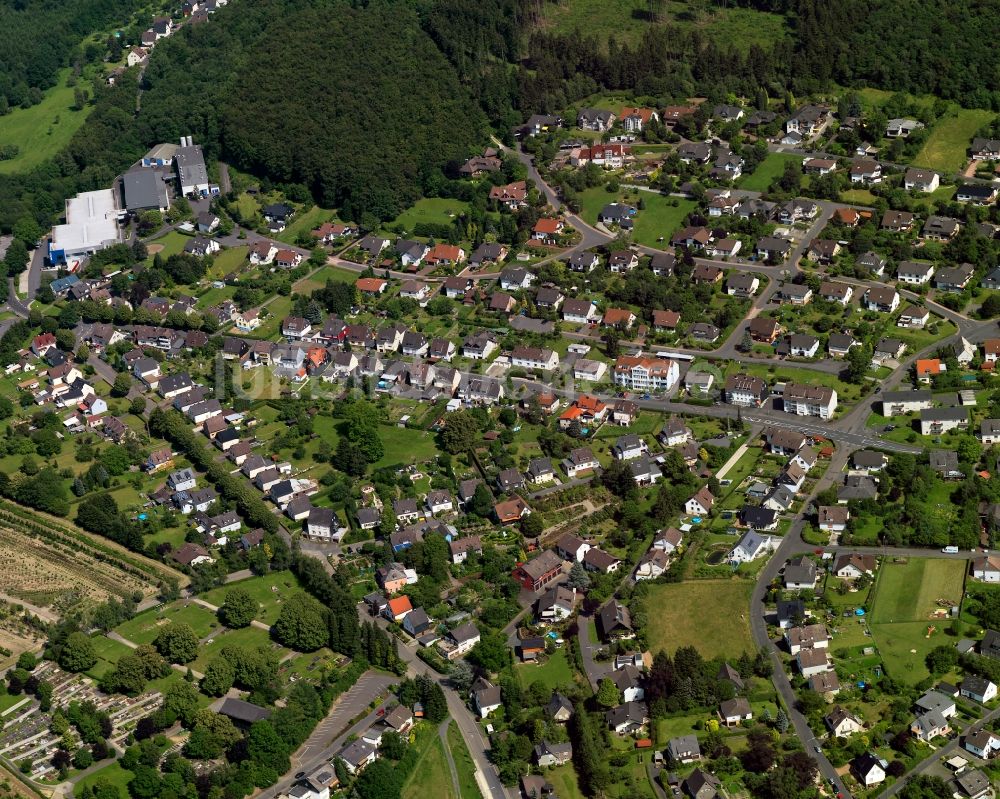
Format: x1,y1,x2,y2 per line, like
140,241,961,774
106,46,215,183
520,0,1000,111
139,0,487,223
2,0,1000,232
0,0,142,110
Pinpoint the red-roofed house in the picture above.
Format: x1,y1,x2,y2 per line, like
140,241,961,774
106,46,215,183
533,218,565,242
384,596,413,622
620,107,659,132
424,244,466,266
357,278,388,295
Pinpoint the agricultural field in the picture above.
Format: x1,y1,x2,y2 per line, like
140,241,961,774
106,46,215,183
913,108,995,173
538,0,789,51
0,69,93,175
868,558,967,683
0,523,159,614
199,570,304,625
642,580,754,659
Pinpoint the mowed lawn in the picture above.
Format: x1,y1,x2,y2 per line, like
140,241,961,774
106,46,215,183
401,725,458,799
75,762,133,799
868,558,967,684
869,558,966,623
199,570,303,625
914,108,995,173
392,197,469,231
870,621,949,684
114,601,222,646
374,425,440,468
275,206,335,244
0,69,92,174
631,195,697,248
738,152,801,191
515,648,574,690
145,231,191,264
191,625,284,672
577,187,695,246
208,245,249,279
643,581,754,659
86,635,136,680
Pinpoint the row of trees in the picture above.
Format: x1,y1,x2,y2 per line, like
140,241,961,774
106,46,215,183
149,408,279,534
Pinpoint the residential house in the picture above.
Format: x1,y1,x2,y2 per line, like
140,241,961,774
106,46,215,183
904,168,940,192
919,408,968,436
728,531,775,564
512,549,563,592
781,383,837,418
961,675,998,704
619,106,658,132
598,598,633,641
852,753,887,787
819,281,853,305
685,486,714,517
718,697,753,727
606,701,649,734
922,216,961,241
613,356,679,392
826,708,864,738
667,735,702,765
818,506,850,532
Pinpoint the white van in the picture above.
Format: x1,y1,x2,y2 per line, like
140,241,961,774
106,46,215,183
942,546,959,554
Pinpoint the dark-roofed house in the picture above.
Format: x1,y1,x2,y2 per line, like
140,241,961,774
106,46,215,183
598,598,633,641
667,735,702,764
682,768,722,799
606,701,649,734
513,549,563,592
718,697,752,727
218,697,271,726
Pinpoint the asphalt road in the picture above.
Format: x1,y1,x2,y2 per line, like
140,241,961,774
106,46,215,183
255,670,398,799
355,605,514,799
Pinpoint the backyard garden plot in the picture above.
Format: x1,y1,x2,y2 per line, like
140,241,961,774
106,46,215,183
0,525,154,612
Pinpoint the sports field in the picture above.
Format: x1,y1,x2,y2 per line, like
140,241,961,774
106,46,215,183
643,580,754,659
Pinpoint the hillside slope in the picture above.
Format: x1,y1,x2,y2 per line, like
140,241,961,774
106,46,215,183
138,0,487,222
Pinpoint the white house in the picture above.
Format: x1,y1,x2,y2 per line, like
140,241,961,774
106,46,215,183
685,487,714,517
728,531,775,565
510,346,559,371
961,675,998,704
